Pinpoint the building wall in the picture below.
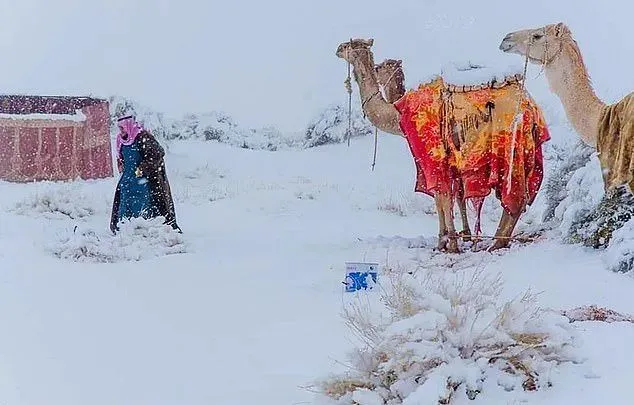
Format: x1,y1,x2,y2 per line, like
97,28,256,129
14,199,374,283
0,100,114,182
80,102,113,180
0,119,83,181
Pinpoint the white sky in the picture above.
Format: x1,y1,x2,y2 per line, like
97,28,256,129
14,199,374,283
0,0,630,132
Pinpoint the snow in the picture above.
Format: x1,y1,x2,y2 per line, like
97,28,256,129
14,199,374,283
51,218,188,263
1,2,634,404
0,110,86,122
0,130,633,404
433,61,526,86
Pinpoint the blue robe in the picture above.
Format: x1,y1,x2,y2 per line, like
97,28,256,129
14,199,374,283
116,141,156,221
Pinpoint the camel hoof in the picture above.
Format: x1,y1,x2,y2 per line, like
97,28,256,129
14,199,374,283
487,239,510,252
434,244,461,254
459,229,472,242
447,241,460,254
447,246,460,254
436,234,447,251
447,233,461,254
436,233,461,253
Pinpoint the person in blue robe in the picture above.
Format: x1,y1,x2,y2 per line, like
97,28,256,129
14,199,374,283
110,115,181,234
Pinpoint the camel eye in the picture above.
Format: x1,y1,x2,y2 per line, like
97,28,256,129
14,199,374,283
532,33,543,40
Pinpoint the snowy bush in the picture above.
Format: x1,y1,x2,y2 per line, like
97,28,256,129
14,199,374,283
538,129,634,273
568,186,634,250
377,191,436,217
169,112,304,150
304,105,373,148
12,183,103,220
51,217,187,263
314,265,580,404
542,140,595,223
109,95,170,140
551,154,604,235
109,96,373,150
541,137,634,273
109,96,300,150
602,216,634,273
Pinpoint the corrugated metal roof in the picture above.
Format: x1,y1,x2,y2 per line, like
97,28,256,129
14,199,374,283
0,95,107,115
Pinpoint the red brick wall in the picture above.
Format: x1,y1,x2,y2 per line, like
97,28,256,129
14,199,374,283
0,127,15,179
18,127,39,178
0,99,114,182
80,102,113,180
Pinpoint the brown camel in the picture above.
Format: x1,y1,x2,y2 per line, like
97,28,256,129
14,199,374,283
336,38,550,253
375,58,474,242
500,22,634,194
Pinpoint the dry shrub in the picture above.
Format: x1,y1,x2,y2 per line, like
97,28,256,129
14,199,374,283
315,264,581,405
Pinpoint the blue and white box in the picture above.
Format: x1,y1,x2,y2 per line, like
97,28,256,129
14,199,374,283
344,262,379,292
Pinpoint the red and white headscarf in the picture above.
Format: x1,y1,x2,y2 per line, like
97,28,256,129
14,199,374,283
116,115,145,157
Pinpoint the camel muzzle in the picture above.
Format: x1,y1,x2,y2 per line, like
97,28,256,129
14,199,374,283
499,34,515,52
335,45,346,58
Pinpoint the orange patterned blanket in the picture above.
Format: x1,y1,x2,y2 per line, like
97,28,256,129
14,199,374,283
394,76,550,219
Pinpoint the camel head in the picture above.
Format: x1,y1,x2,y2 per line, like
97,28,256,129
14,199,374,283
499,22,571,65
335,38,374,63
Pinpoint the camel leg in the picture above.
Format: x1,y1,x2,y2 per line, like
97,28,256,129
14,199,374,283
456,181,471,242
436,192,459,253
457,199,472,242
487,208,522,252
434,194,448,251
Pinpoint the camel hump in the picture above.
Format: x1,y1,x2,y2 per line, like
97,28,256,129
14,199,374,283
438,61,525,91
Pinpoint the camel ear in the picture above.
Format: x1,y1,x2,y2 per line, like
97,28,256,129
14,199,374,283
554,22,569,37
396,59,402,67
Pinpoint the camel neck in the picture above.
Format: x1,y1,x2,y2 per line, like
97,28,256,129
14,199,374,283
383,77,405,104
347,50,403,136
351,50,380,97
544,41,606,147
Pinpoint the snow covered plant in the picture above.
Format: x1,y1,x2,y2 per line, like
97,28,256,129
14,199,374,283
602,216,634,273
541,139,595,224
377,191,436,217
52,217,187,263
316,266,580,405
12,183,103,220
567,186,634,250
304,104,373,147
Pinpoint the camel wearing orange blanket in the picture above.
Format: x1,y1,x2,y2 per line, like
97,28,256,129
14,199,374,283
336,38,550,253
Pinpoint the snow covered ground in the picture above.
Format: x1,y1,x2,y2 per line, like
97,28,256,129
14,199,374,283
0,126,632,404
1,1,634,401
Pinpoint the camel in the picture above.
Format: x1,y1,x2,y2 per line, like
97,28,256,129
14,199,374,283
499,22,634,194
375,58,474,242
336,38,550,253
